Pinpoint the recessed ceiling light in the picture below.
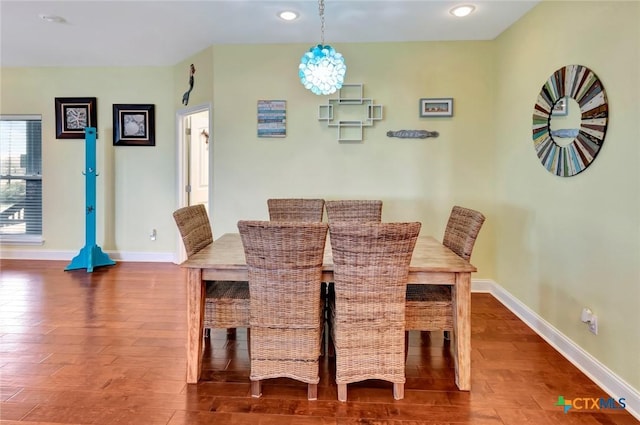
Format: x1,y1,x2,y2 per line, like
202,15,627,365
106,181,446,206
39,14,66,23
449,5,476,17
278,10,299,21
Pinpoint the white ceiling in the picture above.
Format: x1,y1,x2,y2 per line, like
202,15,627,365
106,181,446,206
0,0,539,67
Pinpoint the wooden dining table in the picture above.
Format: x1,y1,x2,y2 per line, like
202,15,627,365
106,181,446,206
181,232,477,391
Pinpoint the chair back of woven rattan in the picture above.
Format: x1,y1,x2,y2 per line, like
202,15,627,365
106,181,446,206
328,221,421,401
405,206,485,332
325,200,382,223
267,198,325,222
173,204,250,331
237,220,329,399
172,204,212,258
442,206,486,261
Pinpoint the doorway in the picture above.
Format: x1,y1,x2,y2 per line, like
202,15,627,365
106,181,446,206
176,104,211,263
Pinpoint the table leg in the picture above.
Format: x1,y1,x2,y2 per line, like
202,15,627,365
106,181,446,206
186,268,205,384
453,272,471,391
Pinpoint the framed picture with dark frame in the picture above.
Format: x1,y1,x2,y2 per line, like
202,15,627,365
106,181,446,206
112,104,155,146
419,98,454,117
54,97,97,139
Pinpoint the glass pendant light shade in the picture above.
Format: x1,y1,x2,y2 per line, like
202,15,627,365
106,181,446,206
299,0,346,95
299,44,346,95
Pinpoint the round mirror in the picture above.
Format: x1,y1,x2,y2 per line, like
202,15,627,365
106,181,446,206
532,64,608,177
549,97,581,146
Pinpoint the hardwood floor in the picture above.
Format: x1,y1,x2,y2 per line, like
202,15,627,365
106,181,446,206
0,260,636,425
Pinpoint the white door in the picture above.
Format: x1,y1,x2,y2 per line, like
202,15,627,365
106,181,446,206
186,110,210,210
176,105,211,264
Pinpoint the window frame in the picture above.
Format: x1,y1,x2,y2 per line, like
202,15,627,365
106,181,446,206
0,114,43,245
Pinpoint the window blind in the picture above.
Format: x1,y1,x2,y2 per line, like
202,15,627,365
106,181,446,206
0,115,42,242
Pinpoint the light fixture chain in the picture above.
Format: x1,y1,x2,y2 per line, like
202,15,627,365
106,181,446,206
318,0,325,45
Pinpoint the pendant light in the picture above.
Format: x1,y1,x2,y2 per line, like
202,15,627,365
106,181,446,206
298,0,346,95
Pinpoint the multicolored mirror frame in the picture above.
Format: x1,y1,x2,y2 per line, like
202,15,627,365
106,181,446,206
532,64,608,177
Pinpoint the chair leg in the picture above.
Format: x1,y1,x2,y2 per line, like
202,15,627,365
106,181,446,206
251,380,262,398
246,327,251,358
393,383,404,400
405,330,409,360
444,330,451,340
326,283,335,358
204,328,211,338
320,322,326,357
337,384,347,402
320,282,328,357
307,383,318,400
327,331,335,357
227,328,237,339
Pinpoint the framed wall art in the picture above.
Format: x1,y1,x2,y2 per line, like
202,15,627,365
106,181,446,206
112,104,155,146
419,98,454,117
257,100,286,138
54,97,97,139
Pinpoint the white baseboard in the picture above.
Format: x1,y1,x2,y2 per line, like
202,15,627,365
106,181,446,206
0,249,175,263
471,278,494,293
472,278,639,421
0,249,73,261
108,251,175,263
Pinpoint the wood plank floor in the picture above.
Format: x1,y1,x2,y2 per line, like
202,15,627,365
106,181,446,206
0,260,636,425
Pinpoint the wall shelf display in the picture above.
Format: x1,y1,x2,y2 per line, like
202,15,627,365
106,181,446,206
318,84,383,141
532,64,608,177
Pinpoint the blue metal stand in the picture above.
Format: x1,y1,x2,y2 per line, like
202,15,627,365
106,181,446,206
65,127,115,272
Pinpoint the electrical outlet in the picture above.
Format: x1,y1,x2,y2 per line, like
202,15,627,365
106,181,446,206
581,307,598,335
581,307,592,323
588,314,598,335
150,229,157,241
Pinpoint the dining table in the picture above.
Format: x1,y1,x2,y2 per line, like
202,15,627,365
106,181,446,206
181,232,477,391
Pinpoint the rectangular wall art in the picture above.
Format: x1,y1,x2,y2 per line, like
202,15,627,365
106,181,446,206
257,100,286,138
55,97,97,139
112,104,155,146
419,98,454,117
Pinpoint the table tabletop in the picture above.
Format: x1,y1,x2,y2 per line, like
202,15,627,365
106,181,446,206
182,233,476,284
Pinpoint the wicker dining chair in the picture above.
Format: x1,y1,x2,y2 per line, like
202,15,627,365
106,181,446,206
173,204,250,339
324,200,383,355
325,200,383,223
237,220,329,400
328,221,421,402
267,198,325,222
405,206,485,338
268,198,327,351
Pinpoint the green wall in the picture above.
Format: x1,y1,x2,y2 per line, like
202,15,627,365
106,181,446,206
211,41,496,278
494,1,640,390
0,67,176,255
173,47,214,110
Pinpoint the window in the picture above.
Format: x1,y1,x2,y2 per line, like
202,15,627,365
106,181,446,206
0,115,42,243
